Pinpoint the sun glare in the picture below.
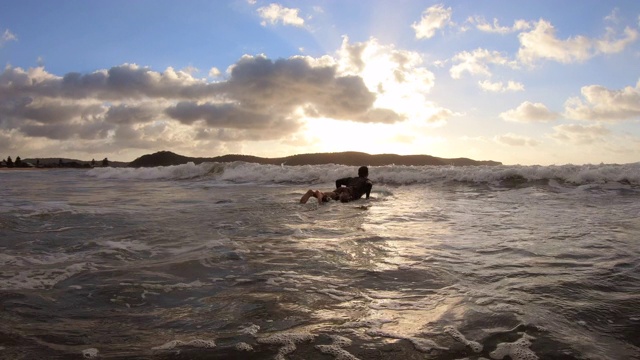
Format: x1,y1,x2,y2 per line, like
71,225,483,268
302,116,438,155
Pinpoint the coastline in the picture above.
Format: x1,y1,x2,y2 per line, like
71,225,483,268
7,150,501,169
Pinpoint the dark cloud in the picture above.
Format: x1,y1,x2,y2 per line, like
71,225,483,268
223,56,381,121
105,103,160,125
0,55,403,153
20,120,113,140
165,101,276,128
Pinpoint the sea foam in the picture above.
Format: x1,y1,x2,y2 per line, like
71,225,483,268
86,161,640,186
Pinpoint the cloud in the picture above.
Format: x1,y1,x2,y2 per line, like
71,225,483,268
257,3,305,27
0,52,404,148
208,67,221,78
412,4,452,39
517,19,638,65
494,133,540,146
471,17,531,34
564,80,640,121
550,123,610,144
500,101,557,123
0,64,215,101
165,101,302,141
426,108,458,123
336,37,454,125
105,103,163,125
449,48,514,79
478,80,524,92
223,54,387,122
604,8,620,24
1,29,17,46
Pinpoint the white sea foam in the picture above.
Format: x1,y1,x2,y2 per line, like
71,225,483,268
256,332,315,360
365,329,448,352
88,162,218,180
444,326,483,353
85,161,640,186
315,345,360,360
81,348,99,358
239,324,260,336
235,342,253,351
489,333,538,360
151,339,216,350
314,335,359,360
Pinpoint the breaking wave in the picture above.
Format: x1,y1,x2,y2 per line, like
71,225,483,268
86,161,640,187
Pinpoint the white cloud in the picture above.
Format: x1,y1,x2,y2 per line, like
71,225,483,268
500,101,557,123
181,66,199,75
412,4,452,39
426,108,459,124
478,80,524,92
564,80,640,121
257,3,304,27
517,19,638,65
604,8,620,24
208,67,221,78
1,29,17,46
595,26,639,53
449,48,513,79
494,133,539,146
472,17,531,34
550,124,610,145
336,37,456,125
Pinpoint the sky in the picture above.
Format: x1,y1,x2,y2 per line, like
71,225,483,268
1,1,639,165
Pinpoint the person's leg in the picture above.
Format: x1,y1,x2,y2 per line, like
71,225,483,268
314,190,324,204
300,189,315,203
325,191,338,201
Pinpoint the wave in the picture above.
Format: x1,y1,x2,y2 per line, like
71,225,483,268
86,161,640,187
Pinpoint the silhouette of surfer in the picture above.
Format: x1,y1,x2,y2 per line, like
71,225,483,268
300,166,372,204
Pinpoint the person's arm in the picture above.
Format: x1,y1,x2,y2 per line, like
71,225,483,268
336,177,350,189
365,180,372,199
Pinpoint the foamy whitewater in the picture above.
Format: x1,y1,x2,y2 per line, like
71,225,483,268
1,162,639,359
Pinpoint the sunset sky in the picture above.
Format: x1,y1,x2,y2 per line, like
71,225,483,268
1,0,639,165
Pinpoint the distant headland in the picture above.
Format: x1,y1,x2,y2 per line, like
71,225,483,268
3,151,502,169
128,151,502,167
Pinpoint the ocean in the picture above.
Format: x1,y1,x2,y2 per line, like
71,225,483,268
1,162,639,360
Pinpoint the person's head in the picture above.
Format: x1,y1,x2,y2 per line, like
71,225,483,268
358,166,368,178
339,192,351,203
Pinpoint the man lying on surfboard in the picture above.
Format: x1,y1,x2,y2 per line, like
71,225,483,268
300,166,373,204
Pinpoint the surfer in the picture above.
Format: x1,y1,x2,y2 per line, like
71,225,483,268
335,166,372,202
299,166,372,205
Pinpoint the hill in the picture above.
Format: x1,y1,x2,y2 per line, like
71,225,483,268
128,151,501,168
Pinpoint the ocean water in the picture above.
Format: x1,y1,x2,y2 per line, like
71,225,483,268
1,162,639,360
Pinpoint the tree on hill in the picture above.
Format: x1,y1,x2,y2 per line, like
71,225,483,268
102,158,109,167
15,156,23,167
6,156,13,168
